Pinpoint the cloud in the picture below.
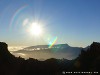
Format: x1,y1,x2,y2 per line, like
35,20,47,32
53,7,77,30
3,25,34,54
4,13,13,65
8,46,27,51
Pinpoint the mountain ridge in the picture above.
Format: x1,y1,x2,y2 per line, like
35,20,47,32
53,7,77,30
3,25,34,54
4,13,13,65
13,43,82,60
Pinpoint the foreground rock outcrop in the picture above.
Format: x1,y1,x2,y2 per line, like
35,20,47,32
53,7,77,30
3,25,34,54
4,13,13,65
74,42,100,72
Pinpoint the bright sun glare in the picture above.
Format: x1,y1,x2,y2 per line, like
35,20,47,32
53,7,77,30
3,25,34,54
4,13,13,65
29,22,42,36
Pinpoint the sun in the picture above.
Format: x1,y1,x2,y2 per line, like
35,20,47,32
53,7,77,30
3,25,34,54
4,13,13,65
29,22,42,36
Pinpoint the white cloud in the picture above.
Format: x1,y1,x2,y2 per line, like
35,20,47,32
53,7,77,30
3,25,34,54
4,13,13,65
8,46,27,51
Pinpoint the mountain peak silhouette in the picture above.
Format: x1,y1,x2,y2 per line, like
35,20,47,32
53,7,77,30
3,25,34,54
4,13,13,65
0,42,16,63
91,42,100,47
75,42,100,72
0,42,8,50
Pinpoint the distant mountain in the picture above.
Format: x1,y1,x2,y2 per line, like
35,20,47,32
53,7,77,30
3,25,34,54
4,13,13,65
13,44,83,60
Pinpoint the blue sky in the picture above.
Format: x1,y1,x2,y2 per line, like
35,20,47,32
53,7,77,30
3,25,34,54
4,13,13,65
0,0,100,47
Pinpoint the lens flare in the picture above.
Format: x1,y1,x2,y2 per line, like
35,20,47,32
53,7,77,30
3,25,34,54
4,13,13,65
49,36,58,48
9,5,28,30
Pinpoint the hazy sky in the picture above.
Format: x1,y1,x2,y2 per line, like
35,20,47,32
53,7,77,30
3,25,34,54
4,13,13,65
0,0,100,47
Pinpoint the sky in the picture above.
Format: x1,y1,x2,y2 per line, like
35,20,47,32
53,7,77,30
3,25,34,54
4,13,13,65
0,0,100,47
